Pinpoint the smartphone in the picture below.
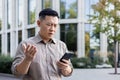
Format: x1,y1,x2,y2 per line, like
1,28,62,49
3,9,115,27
60,53,74,63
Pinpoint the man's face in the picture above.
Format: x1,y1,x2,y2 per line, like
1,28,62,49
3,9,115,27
38,16,59,40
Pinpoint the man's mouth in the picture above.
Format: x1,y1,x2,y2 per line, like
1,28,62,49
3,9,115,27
49,33,54,35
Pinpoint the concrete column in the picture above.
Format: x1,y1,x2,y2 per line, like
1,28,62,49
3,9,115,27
10,0,16,57
52,0,60,40
2,0,7,55
35,0,42,35
77,0,85,57
15,0,19,48
77,23,85,57
100,33,108,62
22,0,28,40
52,0,60,13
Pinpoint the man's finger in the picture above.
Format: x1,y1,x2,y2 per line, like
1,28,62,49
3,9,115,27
62,59,69,64
26,44,31,52
22,44,26,53
31,46,37,55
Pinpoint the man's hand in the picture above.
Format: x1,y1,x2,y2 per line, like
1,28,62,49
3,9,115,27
16,44,37,75
22,44,37,61
57,59,72,76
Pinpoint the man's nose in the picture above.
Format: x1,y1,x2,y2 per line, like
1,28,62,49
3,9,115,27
50,26,55,30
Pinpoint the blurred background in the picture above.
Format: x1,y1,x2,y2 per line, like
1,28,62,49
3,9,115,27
0,0,119,75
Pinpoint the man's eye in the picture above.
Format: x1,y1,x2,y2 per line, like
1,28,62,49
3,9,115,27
46,24,51,26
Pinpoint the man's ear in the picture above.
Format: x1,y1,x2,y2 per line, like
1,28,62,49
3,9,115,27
37,20,41,26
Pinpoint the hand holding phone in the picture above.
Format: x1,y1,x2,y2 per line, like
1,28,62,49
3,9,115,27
60,53,74,63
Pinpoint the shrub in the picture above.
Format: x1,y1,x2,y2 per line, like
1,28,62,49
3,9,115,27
0,55,13,74
107,52,114,67
92,53,103,65
71,57,94,68
71,53,105,68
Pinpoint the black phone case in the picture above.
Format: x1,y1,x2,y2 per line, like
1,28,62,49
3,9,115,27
60,53,74,62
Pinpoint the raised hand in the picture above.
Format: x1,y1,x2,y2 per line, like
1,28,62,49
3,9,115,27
22,44,37,61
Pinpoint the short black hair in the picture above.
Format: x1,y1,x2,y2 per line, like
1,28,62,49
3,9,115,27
39,8,59,19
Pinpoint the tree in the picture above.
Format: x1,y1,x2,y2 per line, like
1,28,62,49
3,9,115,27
60,1,66,18
89,0,120,74
85,32,90,57
66,24,77,52
30,11,35,24
67,1,77,18
45,0,51,8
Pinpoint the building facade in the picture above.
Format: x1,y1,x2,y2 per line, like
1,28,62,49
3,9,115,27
0,0,107,58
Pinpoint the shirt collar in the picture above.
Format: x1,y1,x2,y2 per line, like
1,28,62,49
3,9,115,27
34,33,56,44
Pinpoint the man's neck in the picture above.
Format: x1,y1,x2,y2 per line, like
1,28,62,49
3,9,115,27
39,33,51,43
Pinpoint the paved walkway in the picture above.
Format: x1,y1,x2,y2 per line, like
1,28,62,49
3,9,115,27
0,68,120,80
63,68,120,80
0,73,21,80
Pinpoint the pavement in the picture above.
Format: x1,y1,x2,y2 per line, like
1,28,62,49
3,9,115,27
0,73,21,80
0,68,120,80
63,68,120,80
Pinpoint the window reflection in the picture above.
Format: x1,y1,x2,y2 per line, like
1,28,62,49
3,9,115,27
18,30,22,43
60,0,77,19
85,24,100,57
85,0,99,20
0,35,1,54
85,0,90,20
28,0,36,24
7,0,12,29
27,28,35,38
42,0,52,9
18,0,24,27
7,33,10,55
60,24,77,52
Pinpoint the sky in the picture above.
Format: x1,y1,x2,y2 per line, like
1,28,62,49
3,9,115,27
65,0,76,9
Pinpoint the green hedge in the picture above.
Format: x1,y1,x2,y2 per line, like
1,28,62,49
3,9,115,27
0,53,114,73
71,57,94,68
71,55,104,68
0,55,13,74
107,53,114,67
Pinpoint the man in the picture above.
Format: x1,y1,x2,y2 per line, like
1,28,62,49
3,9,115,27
11,8,73,80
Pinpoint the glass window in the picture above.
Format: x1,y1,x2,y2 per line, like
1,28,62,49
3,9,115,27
18,30,22,43
42,0,52,9
7,33,10,55
85,0,99,20
7,0,12,29
60,24,77,52
60,0,77,19
27,28,35,38
28,0,36,24
0,35,1,54
85,24,100,57
18,0,24,27
0,0,2,30
85,0,90,20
